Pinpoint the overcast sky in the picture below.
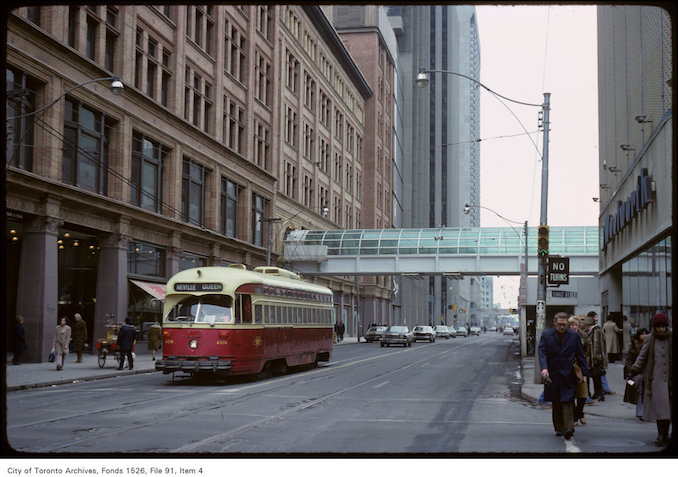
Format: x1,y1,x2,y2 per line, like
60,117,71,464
475,5,599,307
476,4,599,228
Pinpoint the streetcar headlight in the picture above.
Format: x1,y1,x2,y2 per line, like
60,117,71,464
189,339,198,349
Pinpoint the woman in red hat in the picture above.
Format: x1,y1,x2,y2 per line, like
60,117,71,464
630,312,672,447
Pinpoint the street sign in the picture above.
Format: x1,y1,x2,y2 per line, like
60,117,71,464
548,256,570,285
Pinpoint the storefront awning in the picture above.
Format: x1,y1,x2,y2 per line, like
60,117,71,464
130,279,166,301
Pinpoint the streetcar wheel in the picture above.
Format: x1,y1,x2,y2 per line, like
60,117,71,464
273,360,288,376
97,354,106,368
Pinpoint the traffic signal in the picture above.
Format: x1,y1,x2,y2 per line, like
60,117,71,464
537,225,549,258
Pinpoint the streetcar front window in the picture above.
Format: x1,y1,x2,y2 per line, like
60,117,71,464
164,295,233,324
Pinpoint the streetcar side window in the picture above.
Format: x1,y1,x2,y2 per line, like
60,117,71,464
254,305,262,324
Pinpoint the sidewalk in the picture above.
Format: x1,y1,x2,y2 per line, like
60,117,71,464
4,336,361,391
520,356,638,420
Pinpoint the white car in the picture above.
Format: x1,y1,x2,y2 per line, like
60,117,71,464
469,326,481,336
455,327,468,338
503,327,515,336
434,326,451,339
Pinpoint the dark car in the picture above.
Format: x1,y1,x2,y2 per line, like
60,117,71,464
365,326,387,343
381,326,413,347
412,325,436,343
434,325,451,339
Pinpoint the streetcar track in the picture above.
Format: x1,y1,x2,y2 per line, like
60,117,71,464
9,341,473,453
172,345,461,452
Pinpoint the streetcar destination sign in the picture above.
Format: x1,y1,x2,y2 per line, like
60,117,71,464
547,256,569,285
174,282,223,292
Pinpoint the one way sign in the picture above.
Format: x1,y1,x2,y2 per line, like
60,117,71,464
548,256,570,285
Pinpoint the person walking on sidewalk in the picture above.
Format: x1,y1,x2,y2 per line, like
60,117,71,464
603,316,621,363
52,316,71,371
624,327,647,420
538,312,589,440
570,315,590,426
71,313,88,363
629,313,672,447
588,312,608,401
11,316,27,365
147,321,162,361
117,317,136,371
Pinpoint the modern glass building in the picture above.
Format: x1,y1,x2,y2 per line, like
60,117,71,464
386,5,481,327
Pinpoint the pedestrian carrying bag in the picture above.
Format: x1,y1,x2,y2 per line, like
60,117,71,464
589,366,606,378
48,348,56,363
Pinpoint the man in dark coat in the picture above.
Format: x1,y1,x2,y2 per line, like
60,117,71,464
538,312,589,440
117,317,136,370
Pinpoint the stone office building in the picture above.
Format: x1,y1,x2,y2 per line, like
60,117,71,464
5,5,371,361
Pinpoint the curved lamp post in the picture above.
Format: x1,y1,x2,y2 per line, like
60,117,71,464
7,75,123,121
419,67,550,379
464,203,530,357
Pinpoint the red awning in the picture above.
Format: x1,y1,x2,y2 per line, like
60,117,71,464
130,279,166,301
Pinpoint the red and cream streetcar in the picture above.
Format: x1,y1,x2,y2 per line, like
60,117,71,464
155,265,334,378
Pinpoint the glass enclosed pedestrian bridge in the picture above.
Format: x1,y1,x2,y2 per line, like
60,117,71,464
283,226,599,277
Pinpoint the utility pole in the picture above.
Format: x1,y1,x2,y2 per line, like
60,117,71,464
263,217,282,266
534,92,550,383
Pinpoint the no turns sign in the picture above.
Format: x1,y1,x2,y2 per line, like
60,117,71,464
548,256,570,285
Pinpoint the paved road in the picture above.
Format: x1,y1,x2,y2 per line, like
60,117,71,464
4,333,659,455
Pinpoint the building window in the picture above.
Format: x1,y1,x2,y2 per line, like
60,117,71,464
220,177,239,238
5,67,39,171
104,6,119,72
285,106,298,148
304,74,316,113
303,123,315,161
303,175,314,209
187,5,215,56
62,98,113,195
184,66,212,133
224,21,246,83
252,194,267,247
181,158,207,227
131,131,167,213
256,5,272,41
128,241,166,278
283,160,297,199
68,6,79,48
178,252,206,271
319,138,330,174
223,95,245,153
254,51,271,106
136,28,172,107
320,91,331,128
254,120,271,170
334,109,343,142
286,50,300,95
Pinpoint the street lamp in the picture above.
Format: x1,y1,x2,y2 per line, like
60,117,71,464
464,203,530,356
7,75,123,121
419,67,550,382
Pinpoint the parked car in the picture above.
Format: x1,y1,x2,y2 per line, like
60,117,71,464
365,326,387,343
381,326,413,347
412,325,436,343
503,326,515,336
455,327,468,338
434,325,451,339
469,326,481,336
